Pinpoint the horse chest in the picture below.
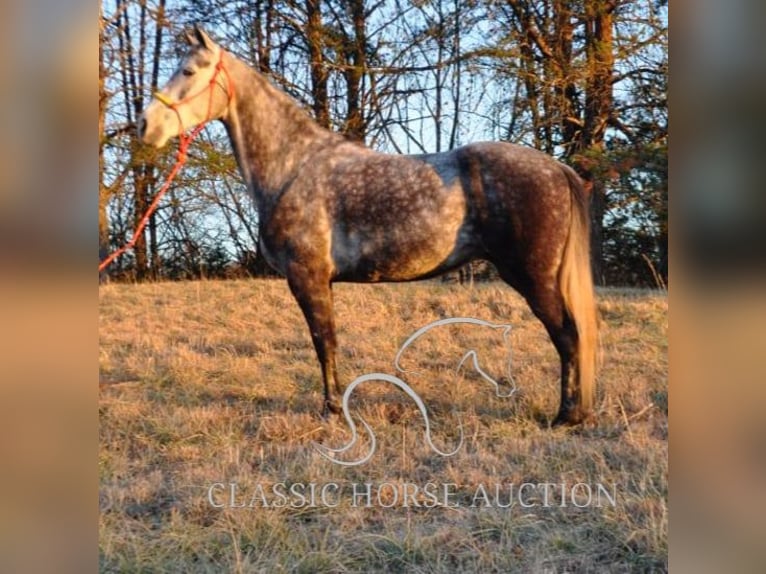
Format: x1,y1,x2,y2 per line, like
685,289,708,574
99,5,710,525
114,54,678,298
258,194,335,276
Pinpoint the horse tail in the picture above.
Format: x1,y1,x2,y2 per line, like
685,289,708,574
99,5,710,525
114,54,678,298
558,165,598,413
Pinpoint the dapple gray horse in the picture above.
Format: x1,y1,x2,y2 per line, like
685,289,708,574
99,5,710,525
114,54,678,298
139,27,598,425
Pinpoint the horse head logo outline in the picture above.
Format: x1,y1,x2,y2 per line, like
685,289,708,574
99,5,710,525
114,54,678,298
313,317,517,466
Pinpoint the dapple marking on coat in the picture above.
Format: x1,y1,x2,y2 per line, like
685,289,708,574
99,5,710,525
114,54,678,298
139,26,598,425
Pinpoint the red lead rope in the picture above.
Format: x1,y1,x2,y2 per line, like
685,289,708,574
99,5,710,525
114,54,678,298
99,54,233,274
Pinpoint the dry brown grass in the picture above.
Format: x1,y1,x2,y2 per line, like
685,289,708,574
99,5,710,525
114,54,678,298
99,279,667,572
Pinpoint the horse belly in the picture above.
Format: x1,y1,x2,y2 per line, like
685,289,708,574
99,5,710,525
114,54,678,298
331,218,476,282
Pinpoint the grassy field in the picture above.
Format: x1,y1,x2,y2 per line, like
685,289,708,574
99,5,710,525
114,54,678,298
99,279,667,573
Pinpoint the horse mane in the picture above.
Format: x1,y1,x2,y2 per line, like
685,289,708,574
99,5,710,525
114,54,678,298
232,56,338,142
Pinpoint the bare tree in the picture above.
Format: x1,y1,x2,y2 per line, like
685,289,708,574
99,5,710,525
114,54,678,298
99,0,666,285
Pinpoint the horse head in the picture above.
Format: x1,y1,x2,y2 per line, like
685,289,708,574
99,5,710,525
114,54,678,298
139,26,233,148
394,317,517,398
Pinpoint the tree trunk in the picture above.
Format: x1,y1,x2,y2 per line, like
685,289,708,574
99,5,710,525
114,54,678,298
254,0,274,73
581,0,615,285
148,0,166,280
553,0,579,152
132,165,149,281
306,0,330,129
343,0,367,141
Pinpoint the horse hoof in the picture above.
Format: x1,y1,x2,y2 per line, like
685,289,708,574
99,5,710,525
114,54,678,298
322,399,342,419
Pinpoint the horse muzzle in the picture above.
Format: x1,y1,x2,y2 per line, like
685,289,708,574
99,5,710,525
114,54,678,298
137,110,171,148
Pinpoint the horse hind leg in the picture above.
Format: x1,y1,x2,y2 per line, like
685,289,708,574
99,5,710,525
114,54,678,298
286,265,343,417
536,289,591,426
496,266,590,426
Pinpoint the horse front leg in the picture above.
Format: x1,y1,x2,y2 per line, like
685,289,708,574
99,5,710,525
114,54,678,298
286,266,342,417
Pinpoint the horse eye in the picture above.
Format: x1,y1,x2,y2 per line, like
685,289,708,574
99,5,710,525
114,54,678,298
182,68,195,77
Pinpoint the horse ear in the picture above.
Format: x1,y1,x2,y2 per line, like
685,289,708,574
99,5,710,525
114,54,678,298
183,29,198,46
193,25,215,51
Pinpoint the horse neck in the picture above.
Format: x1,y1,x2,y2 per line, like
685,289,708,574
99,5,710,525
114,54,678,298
221,52,340,210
